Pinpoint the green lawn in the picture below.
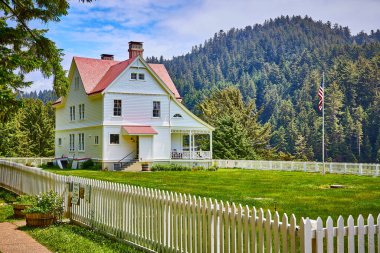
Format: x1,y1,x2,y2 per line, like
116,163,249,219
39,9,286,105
0,187,17,222
46,168,380,220
22,224,142,253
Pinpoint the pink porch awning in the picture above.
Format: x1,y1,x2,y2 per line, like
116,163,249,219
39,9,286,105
122,125,158,135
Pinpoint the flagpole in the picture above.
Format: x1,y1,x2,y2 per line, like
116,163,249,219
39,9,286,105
322,72,325,175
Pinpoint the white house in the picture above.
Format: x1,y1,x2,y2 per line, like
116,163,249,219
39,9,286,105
53,41,214,170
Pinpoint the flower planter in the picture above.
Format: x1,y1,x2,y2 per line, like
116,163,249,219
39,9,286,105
25,213,55,227
12,204,32,219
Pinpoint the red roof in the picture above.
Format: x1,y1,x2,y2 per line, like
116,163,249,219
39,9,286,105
148,64,181,98
71,56,180,98
122,125,158,135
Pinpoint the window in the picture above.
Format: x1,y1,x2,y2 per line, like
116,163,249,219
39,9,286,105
69,134,75,151
58,138,62,146
79,104,85,120
94,136,99,145
74,76,80,90
173,113,183,118
131,73,137,80
110,134,120,144
70,106,76,121
78,133,85,151
138,73,145,80
153,101,160,118
113,100,122,116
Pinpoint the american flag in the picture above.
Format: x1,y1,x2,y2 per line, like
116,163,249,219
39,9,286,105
318,85,324,111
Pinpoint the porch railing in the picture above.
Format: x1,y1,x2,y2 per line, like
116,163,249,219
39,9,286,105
171,151,211,160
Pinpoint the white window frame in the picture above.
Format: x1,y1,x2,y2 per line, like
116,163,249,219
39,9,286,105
130,73,137,80
94,136,99,145
69,134,75,151
78,133,85,151
79,104,85,120
113,100,122,117
109,134,120,145
153,101,161,118
138,73,145,80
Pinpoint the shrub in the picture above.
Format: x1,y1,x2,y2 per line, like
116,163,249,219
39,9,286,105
151,164,218,171
80,159,102,170
13,194,37,205
81,159,94,169
24,191,64,219
151,164,191,171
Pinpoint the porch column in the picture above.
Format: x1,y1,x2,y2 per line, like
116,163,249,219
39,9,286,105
192,134,195,159
210,131,213,159
189,130,192,160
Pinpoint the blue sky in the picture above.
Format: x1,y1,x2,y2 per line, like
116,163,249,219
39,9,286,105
25,0,380,92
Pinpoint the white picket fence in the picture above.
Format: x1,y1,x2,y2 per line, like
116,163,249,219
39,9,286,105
215,160,380,177
0,160,379,252
0,157,54,167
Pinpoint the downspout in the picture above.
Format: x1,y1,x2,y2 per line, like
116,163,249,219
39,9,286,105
169,95,171,163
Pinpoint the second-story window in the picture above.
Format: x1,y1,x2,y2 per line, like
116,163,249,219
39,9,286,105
79,104,85,120
153,101,161,118
94,136,99,145
113,100,122,116
131,73,137,80
138,73,145,80
70,106,76,121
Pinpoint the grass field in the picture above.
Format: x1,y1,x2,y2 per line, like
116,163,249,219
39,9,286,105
45,168,380,220
22,224,142,253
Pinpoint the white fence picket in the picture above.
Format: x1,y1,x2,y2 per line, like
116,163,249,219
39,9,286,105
326,217,334,253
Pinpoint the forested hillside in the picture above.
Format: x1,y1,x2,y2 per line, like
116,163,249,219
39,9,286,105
148,16,380,163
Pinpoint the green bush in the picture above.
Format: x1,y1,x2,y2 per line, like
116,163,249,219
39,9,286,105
80,160,102,170
81,159,94,169
151,164,191,171
151,164,218,171
13,194,37,205
24,191,64,219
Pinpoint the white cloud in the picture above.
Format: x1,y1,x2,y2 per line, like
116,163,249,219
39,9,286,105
24,0,380,92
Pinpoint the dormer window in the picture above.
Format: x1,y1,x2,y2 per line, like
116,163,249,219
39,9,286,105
138,73,145,80
173,113,183,118
131,73,137,80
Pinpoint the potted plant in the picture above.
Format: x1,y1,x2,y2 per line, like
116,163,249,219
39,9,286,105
24,190,64,227
12,195,37,218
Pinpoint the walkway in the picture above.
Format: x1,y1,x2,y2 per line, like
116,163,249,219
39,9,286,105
0,221,51,253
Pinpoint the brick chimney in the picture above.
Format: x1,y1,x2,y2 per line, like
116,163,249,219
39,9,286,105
101,54,114,60
128,41,144,59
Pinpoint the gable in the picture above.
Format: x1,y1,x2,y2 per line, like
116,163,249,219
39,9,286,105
103,58,169,95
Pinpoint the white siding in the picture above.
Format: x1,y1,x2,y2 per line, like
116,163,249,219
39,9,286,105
103,93,170,126
169,99,206,128
102,125,137,161
171,133,182,151
106,59,166,95
55,127,102,159
55,68,103,131
139,136,153,161
152,127,171,159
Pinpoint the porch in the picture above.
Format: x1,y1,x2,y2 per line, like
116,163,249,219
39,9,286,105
170,129,212,160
